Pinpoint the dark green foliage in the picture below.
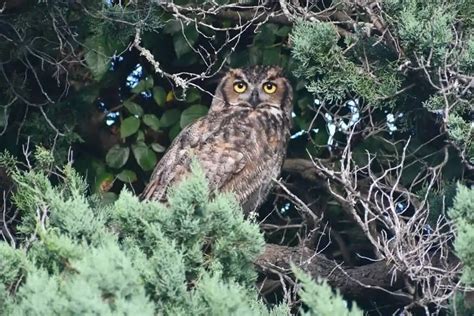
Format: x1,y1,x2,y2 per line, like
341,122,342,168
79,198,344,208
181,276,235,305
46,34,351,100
0,0,164,167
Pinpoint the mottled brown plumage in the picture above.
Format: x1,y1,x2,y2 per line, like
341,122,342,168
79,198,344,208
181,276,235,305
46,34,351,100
140,66,293,213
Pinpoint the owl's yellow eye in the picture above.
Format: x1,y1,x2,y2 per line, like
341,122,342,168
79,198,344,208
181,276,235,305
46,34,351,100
233,82,247,93
263,82,277,94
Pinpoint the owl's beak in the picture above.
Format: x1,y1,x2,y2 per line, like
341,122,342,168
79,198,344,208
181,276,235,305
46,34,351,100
249,89,261,108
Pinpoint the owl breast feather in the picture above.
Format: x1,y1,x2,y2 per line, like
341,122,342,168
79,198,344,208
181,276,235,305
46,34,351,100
141,106,291,214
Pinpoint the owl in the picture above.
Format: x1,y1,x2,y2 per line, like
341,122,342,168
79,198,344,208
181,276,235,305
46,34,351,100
140,66,293,214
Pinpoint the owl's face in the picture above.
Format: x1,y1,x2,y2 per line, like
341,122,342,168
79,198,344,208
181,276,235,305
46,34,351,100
211,66,293,118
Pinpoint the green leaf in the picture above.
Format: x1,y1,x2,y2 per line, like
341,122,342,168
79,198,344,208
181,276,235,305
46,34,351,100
136,130,145,142
117,169,138,183
84,40,110,81
153,86,166,106
120,116,140,138
105,145,130,169
254,23,277,46
160,109,181,128
76,85,100,104
229,50,251,68
275,26,291,37
151,143,166,153
132,142,157,171
169,122,182,141
174,36,190,59
173,25,199,58
185,88,201,103
248,46,261,65
123,101,144,117
131,76,154,94
180,105,208,128
143,114,161,131
163,19,181,34
83,34,125,81
131,81,146,94
144,76,154,89
262,48,281,65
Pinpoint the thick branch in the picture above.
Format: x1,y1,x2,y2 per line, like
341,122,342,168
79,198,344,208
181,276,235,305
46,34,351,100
256,244,405,301
282,158,323,184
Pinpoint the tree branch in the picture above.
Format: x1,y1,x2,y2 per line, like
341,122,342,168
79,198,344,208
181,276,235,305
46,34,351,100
256,243,406,302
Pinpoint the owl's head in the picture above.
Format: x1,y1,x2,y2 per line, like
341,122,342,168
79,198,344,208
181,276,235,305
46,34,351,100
211,66,293,118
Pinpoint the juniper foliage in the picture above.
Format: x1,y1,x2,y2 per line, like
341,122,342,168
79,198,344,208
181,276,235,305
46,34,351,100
0,151,357,315
449,184,474,285
292,267,363,316
448,184,474,314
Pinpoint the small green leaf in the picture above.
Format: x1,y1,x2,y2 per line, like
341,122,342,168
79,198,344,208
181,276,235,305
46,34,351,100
131,76,154,94
120,116,140,138
77,85,100,104
136,130,145,142
151,143,166,153
124,100,144,117
132,142,157,171
262,48,281,65
248,46,261,65
85,51,109,81
131,81,146,94
275,26,291,37
117,169,138,183
105,145,130,169
185,88,201,103
174,37,190,59
180,105,208,128
153,86,166,106
254,23,277,46
229,50,251,68
169,122,182,141
83,34,125,81
173,25,199,58
163,19,181,34
143,114,161,131
160,109,181,128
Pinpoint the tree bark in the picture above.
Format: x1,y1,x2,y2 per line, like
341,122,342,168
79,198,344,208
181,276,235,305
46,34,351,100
256,243,406,301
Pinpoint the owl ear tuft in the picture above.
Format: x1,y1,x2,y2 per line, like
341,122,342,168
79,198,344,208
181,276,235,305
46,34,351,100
228,68,245,77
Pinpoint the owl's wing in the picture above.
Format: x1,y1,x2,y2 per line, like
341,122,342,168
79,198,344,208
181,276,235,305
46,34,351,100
140,115,248,202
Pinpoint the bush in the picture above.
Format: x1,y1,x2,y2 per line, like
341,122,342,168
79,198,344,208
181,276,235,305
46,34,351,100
0,151,357,315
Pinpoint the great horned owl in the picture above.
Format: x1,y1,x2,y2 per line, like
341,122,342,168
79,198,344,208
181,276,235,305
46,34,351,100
141,66,293,213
